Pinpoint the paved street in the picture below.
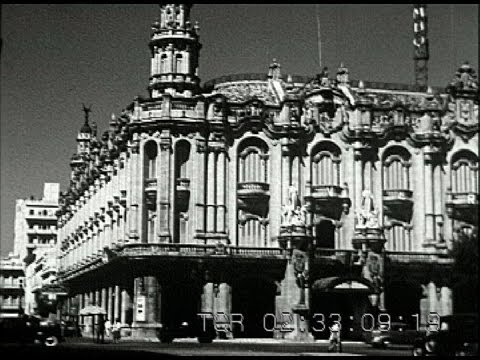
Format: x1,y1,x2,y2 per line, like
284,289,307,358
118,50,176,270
1,337,412,356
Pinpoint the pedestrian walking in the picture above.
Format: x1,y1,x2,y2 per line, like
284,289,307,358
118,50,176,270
112,318,122,344
96,315,105,344
328,322,342,353
105,318,112,339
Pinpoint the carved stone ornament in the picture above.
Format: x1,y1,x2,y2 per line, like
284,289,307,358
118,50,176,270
356,190,380,229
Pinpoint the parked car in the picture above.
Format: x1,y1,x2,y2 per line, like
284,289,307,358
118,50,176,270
60,319,81,337
0,314,64,346
366,322,424,348
156,314,216,343
412,313,478,356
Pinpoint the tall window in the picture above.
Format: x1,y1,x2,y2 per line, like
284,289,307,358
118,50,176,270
382,146,411,190
175,141,190,179
237,137,270,247
451,150,478,194
160,54,167,74
175,54,183,74
311,142,341,186
174,141,191,244
144,141,158,179
238,138,269,183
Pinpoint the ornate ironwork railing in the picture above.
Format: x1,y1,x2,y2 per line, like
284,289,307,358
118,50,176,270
237,182,270,193
385,251,453,264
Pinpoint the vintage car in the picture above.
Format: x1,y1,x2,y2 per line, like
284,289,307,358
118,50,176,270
156,314,216,343
412,313,478,356
366,322,423,348
0,314,64,346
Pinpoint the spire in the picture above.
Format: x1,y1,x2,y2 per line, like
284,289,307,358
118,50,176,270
148,4,202,98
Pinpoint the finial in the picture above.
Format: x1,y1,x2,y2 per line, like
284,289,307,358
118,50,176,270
82,103,92,122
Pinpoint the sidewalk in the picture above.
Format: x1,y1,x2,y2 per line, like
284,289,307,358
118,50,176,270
75,334,364,345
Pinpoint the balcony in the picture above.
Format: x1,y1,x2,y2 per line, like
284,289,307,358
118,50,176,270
145,178,157,209
176,178,190,212
25,213,57,221
446,191,478,224
304,184,351,220
26,228,56,236
237,182,270,216
385,251,453,265
383,189,413,221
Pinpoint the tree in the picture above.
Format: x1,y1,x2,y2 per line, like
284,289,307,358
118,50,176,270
450,230,478,313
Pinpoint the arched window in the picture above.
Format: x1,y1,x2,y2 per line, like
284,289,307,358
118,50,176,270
237,137,270,247
160,53,168,74
451,150,478,194
174,140,191,244
310,142,341,186
175,141,190,179
175,54,183,73
144,141,158,179
316,220,335,248
382,146,411,190
238,138,269,183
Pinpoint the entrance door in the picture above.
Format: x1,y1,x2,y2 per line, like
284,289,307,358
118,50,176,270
311,292,370,340
231,278,276,338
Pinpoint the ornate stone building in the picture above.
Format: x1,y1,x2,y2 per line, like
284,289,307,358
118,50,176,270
57,4,478,340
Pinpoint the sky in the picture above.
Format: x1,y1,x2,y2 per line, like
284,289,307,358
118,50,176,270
1,4,478,257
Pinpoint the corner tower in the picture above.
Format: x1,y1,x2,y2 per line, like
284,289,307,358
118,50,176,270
148,4,202,98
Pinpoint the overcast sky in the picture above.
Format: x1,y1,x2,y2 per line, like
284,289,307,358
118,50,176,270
1,4,478,256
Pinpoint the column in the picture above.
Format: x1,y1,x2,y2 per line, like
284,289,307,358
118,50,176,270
108,286,114,322
121,287,132,325
101,288,107,313
132,276,160,339
216,149,226,234
281,144,291,206
194,138,206,237
128,140,140,242
213,283,232,338
114,285,120,322
438,287,453,317
424,151,435,243
433,163,443,242
158,135,171,242
206,149,216,234
354,146,363,216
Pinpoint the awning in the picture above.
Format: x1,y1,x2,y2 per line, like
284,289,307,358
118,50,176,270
312,276,374,294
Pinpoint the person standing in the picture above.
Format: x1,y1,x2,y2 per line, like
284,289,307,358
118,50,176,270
328,322,342,353
112,319,122,344
96,315,105,344
104,318,112,339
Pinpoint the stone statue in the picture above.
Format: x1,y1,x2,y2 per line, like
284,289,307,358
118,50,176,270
356,190,379,228
281,186,298,225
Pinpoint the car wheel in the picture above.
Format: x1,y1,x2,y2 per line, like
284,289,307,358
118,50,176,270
198,336,213,344
412,346,424,356
44,335,59,347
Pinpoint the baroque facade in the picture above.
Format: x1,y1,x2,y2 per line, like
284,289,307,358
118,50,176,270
57,4,478,340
